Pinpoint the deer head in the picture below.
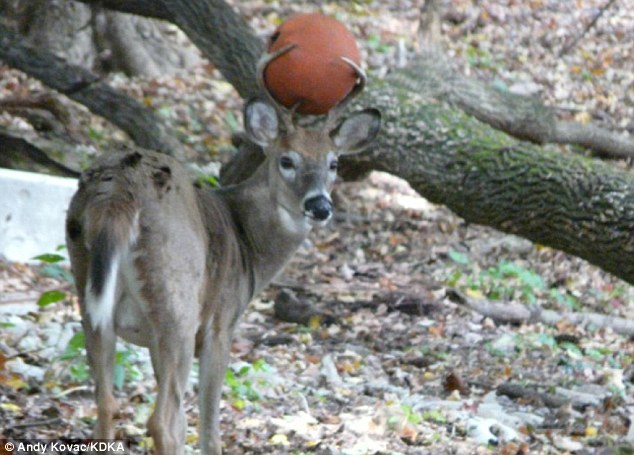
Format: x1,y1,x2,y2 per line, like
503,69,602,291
244,44,381,229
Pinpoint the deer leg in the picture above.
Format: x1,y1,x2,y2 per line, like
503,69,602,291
83,321,118,439
198,315,235,455
147,325,195,455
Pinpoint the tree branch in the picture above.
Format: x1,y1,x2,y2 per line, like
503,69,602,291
158,0,263,99
71,0,171,20
0,22,181,154
447,288,634,337
393,52,634,159
0,128,81,178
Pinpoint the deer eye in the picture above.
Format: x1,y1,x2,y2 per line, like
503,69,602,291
329,159,338,171
280,156,295,170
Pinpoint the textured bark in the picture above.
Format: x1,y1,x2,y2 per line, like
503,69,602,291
159,0,263,99
70,0,172,21
0,22,181,154
391,54,634,158
354,75,634,283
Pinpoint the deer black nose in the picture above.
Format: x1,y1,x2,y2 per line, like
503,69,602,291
304,195,333,221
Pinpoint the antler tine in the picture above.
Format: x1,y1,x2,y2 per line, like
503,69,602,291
325,57,367,129
256,43,297,131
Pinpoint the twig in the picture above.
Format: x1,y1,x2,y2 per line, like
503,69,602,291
447,288,634,336
5,347,48,360
446,288,530,324
54,385,92,398
497,383,569,409
558,0,618,57
497,382,605,411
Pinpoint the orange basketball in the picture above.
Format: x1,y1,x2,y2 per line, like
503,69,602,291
263,13,361,116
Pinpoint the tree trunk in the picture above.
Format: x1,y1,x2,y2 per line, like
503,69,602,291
355,72,634,283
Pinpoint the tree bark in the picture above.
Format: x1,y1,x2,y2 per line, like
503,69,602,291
395,55,634,159
355,71,634,283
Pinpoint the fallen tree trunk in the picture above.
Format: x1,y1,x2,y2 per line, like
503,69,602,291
2,0,633,284
356,71,634,284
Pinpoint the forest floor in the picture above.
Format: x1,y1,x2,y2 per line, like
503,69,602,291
1,0,634,454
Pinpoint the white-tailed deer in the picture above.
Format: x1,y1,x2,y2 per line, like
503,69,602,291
66,45,380,455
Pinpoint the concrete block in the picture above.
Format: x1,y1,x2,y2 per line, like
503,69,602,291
0,168,78,263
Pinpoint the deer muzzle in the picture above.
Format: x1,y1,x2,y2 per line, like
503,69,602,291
303,195,333,223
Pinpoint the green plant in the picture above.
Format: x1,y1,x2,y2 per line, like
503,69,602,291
422,408,446,424
367,33,392,54
224,359,272,410
196,174,219,188
465,44,499,71
58,331,142,389
33,246,73,308
59,331,90,383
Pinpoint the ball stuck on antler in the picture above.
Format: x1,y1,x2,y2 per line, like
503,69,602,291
262,13,363,116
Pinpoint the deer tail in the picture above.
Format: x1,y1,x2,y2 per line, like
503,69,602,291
84,199,139,332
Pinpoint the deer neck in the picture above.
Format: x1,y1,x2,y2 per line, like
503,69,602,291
215,163,311,294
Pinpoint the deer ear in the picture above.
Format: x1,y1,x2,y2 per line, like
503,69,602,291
244,98,279,147
331,108,381,155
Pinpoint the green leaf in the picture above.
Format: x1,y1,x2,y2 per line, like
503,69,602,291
560,342,583,359
196,173,219,188
32,253,65,264
423,409,446,424
41,264,74,282
232,398,246,410
37,290,66,308
585,348,605,360
113,363,125,390
60,332,85,360
536,333,556,348
224,111,239,132
69,362,90,382
448,250,469,265
225,369,238,387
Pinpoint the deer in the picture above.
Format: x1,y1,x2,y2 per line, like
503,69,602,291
65,43,380,455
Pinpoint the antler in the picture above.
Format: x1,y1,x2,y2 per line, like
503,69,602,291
324,57,367,129
256,43,298,132
256,44,366,130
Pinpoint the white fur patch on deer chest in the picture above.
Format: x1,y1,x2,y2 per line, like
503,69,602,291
277,206,311,235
